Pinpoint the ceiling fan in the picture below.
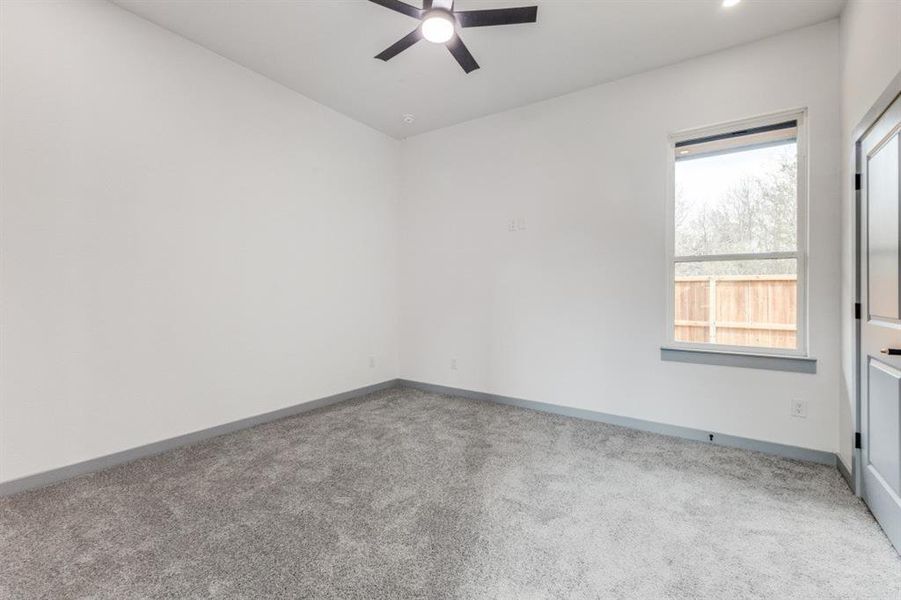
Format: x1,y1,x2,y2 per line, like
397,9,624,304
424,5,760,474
368,0,538,74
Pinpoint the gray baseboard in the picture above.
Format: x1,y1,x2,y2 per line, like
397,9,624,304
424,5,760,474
837,455,854,492
0,379,399,497
397,379,837,466
2,376,841,497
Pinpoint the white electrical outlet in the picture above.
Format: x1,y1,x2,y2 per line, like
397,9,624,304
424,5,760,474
790,399,807,418
508,217,526,232
450,358,458,370
369,356,375,368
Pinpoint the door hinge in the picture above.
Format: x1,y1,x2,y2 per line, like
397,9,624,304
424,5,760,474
855,302,861,320
855,432,862,449
855,173,861,191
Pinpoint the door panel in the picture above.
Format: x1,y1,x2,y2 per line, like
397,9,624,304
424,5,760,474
868,360,901,496
867,134,900,321
860,93,901,554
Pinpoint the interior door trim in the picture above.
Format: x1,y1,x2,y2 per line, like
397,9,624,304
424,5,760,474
853,70,901,497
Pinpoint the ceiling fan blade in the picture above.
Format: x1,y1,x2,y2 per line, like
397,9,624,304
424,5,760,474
368,0,423,19
455,6,537,28
375,29,423,61
446,35,479,73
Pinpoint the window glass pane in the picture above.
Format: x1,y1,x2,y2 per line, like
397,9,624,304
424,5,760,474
675,141,797,257
674,259,797,350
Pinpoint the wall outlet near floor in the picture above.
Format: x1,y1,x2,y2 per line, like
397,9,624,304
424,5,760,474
368,356,375,368
450,358,458,370
790,399,807,418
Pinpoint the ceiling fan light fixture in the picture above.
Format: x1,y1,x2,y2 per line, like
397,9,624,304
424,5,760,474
370,0,538,73
421,10,455,44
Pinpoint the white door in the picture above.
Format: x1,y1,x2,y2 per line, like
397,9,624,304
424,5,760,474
860,92,901,553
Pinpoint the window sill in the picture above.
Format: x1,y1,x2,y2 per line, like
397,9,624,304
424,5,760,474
660,346,816,374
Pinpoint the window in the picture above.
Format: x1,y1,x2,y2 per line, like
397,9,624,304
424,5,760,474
666,111,807,356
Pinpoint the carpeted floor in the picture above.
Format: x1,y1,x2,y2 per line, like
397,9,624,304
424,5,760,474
1,387,899,599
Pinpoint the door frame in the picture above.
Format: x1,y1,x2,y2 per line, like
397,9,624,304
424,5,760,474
852,70,901,497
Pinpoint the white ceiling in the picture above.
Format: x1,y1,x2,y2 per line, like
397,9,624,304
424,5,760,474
113,0,844,139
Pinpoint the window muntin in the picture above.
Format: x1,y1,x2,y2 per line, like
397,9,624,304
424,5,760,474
668,114,806,355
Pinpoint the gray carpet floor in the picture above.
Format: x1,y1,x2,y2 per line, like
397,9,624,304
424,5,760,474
1,387,899,599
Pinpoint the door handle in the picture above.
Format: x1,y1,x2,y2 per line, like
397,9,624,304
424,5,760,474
880,348,901,355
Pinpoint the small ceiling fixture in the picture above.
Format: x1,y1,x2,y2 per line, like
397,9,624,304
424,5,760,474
402,113,416,124
722,0,741,7
421,10,455,43
369,0,538,74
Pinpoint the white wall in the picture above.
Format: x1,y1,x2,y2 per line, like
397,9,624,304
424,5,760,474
838,0,901,471
399,21,842,453
0,0,399,483
0,2,854,485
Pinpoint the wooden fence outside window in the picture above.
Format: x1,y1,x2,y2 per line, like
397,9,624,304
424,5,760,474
674,274,797,349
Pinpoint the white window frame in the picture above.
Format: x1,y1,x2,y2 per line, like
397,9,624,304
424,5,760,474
664,109,809,358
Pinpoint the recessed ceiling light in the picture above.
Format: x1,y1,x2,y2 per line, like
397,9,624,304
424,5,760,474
420,10,455,44
722,0,741,7
402,113,416,124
